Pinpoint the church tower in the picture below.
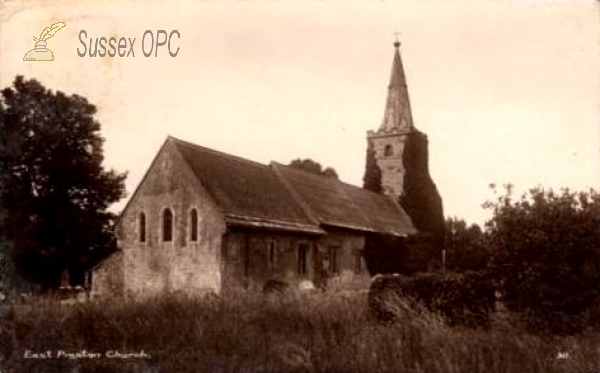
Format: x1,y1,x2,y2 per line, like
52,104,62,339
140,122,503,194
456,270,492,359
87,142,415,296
365,39,415,198
364,39,445,249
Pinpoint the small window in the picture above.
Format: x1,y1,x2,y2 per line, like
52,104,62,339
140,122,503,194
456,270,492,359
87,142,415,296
243,236,250,278
190,209,198,241
162,208,173,242
298,244,308,275
268,241,276,268
384,144,393,156
354,249,363,274
139,212,146,242
328,246,339,274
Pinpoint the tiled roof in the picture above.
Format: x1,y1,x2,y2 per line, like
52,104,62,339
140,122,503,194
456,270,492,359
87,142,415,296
170,137,415,236
172,137,323,234
272,163,416,236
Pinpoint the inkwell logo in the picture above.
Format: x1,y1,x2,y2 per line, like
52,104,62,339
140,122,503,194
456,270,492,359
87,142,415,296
23,22,66,61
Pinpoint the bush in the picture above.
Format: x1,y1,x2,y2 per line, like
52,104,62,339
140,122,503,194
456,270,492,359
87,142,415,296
444,217,491,272
369,271,496,327
485,186,600,334
364,233,438,276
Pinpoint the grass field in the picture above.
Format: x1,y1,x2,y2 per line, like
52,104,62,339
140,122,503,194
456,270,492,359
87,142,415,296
1,290,597,373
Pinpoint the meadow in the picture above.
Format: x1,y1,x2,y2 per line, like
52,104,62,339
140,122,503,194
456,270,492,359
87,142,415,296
1,290,597,373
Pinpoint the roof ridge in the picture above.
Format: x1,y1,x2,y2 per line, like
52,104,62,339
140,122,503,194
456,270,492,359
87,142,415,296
169,136,270,170
271,161,393,199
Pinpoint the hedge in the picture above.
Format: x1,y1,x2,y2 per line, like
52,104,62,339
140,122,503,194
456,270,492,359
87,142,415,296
369,271,496,327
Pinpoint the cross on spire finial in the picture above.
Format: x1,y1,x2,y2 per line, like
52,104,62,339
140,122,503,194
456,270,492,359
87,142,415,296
393,31,401,48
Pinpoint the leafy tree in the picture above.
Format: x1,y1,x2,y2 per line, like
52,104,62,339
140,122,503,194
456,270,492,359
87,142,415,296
484,185,600,333
398,130,445,251
444,217,490,272
321,167,338,179
288,158,338,179
362,143,382,193
0,76,126,291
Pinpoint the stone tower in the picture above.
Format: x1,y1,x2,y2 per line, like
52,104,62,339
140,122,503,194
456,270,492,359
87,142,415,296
364,39,445,249
366,39,415,198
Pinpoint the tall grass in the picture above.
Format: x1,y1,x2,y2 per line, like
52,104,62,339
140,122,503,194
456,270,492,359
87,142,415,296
1,291,597,372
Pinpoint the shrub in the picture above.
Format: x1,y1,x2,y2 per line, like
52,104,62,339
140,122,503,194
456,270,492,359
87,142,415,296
369,271,496,327
364,233,437,276
485,186,600,334
444,217,491,272
262,279,289,294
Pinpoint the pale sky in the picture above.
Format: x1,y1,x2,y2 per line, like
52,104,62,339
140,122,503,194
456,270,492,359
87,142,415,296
1,0,598,226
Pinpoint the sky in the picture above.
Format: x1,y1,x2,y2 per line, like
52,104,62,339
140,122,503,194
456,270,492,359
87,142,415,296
1,0,598,226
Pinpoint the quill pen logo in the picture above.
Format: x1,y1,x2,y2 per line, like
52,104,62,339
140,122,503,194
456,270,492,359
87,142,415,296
23,22,66,61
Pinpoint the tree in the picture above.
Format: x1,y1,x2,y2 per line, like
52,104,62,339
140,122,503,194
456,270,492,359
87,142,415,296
484,185,600,333
288,158,338,179
444,217,490,272
398,130,445,250
321,167,338,179
0,76,126,291
362,143,382,193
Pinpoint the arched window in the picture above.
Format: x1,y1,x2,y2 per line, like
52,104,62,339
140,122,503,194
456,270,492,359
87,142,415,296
139,212,146,242
190,209,198,241
163,208,173,242
384,144,393,156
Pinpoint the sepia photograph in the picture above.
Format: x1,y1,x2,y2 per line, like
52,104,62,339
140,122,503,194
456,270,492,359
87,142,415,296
1,0,599,372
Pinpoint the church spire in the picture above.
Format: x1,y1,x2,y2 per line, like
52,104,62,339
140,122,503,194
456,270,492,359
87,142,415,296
379,39,414,133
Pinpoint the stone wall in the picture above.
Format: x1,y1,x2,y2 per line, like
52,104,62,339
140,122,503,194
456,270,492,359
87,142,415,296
367,132,408,199
221,228,369,292
91,251,124,297
221,230,319,291
95,141,226,298
316,230,369,289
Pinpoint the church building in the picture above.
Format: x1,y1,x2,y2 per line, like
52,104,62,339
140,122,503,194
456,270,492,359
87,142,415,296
92,41,442,297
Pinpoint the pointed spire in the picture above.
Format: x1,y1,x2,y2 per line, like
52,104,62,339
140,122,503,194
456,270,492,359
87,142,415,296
379,39,414,133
